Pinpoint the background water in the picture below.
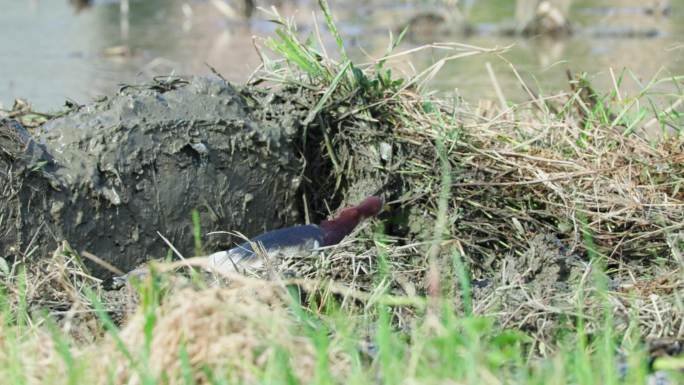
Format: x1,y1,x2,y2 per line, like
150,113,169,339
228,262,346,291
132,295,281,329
1,0,683,111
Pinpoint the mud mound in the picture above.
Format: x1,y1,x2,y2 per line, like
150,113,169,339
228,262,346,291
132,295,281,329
1,76,305,276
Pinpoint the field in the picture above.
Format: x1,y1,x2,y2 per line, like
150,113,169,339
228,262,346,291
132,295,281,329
1,2,683,384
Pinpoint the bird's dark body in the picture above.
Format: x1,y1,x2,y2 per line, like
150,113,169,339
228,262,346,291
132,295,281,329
114,196,383,281
207,197,383,271
206,224,324,271
228,224,324,259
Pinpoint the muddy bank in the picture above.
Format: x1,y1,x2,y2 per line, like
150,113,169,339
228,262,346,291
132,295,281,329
1,76,306,277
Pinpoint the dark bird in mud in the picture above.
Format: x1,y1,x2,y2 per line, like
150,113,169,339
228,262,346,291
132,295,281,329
207,196,384,272
112,196,383,287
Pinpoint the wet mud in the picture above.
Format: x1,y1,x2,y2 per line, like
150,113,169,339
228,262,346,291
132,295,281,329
1,76,306,277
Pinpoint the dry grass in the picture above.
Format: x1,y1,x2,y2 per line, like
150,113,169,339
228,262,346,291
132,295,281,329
107,282,349,385
240,4,684,355
0,238,680,384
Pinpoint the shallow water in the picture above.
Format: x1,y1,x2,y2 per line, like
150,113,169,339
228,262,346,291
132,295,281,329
1,0,683,111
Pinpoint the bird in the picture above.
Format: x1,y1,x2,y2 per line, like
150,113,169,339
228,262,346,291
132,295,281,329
112,196,383,287
207,195,384,273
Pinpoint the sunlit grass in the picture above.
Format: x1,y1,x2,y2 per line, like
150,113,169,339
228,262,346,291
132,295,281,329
0,247,682,384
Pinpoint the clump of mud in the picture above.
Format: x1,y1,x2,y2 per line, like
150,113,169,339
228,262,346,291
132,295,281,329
1,76,307,277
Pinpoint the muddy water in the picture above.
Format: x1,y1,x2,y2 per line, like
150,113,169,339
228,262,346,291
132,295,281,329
1,0,683,111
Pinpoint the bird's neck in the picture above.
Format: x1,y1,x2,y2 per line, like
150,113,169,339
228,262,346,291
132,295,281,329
319,212,361,246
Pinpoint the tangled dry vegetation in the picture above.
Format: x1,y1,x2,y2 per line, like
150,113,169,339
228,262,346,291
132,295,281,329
243,11,684,362
246,9,684,345
261,74,684,344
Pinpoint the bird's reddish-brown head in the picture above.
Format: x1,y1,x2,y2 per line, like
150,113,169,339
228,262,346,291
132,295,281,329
319,196,383,246
355,196,383,218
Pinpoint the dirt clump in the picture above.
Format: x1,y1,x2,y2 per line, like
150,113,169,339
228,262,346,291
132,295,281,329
1,76,306,277
501,233,581,294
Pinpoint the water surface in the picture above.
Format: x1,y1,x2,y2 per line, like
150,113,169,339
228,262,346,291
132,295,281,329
1,0,683,111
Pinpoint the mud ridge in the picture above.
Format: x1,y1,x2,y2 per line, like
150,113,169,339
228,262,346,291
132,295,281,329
1,76,312,277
